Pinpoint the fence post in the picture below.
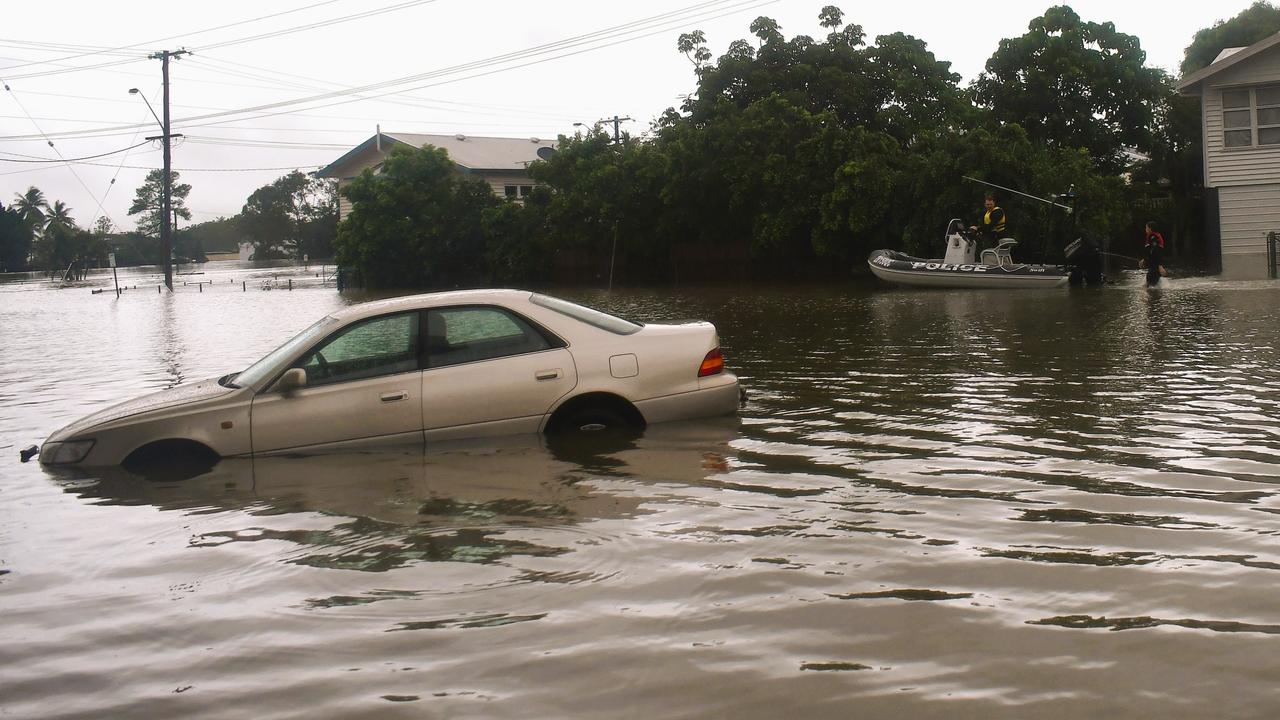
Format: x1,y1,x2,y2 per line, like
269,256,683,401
1267,231,1274,279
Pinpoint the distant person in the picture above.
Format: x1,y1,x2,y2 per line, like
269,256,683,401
970,192,1007,246
1139,221,1167,287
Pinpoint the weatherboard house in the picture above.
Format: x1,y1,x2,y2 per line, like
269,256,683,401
1177,33,1280,280
317,132,556,219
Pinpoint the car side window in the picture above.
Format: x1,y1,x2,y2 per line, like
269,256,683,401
426,306,557,369
296,311,420,386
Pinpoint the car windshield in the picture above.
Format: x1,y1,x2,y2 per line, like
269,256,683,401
530,293,641,335
231,315,340,388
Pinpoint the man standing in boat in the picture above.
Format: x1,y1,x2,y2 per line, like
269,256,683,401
970,192,1007,246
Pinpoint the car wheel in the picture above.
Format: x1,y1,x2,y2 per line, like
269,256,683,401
561,407,628,433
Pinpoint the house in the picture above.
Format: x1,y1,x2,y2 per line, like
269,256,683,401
1177,33,1280,279
317,131,557,220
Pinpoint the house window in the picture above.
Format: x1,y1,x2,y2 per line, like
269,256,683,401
503,185,535,200
1222,86,1280,148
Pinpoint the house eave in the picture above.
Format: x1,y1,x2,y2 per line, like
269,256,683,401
1177,32,1280,95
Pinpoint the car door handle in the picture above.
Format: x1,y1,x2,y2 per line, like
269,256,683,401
535,369,561,381
380,391,409,402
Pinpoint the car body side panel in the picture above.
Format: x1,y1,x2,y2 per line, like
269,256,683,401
633,372,741,424
422,348,577,432
68,390,255,465
546,322,723,414
250,371,424,454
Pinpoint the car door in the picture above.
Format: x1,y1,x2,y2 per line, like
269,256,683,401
422,305,577,438
251,310,424,453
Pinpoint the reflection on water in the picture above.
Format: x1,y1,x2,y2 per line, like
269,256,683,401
4,268,1280,719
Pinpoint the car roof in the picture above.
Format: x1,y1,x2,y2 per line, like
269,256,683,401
329,288,534,323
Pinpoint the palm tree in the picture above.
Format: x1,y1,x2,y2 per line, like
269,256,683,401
44,200,75,233
12,186,48,226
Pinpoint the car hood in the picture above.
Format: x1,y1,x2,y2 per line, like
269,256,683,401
48,376,238,441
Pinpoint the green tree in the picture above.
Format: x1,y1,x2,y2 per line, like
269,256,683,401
0,203,33,272
127,169,192,238
30,206,105,274
1181,1,1280,74
645,7,977,277
182,216,243,254
334,145,499,289
973,5,1167,172
240,171,337,261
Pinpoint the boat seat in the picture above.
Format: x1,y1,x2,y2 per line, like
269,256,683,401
980,238,1018,268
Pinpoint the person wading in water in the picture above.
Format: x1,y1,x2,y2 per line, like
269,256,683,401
1139,221,1168,287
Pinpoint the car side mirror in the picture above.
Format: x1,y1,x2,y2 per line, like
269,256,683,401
275,367,307,394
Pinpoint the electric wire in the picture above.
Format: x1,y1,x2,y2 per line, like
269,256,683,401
0,0,348,73
185,54,584,121
1,75,120,226
1,0,440,80
0,0,769,141
200,0,442,51
0,139,153,163
2,162,325,176
183,0,775,132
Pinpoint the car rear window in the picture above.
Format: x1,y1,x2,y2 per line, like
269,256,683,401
530,294,641,335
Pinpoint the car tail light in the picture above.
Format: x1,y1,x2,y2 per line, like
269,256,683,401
698,348,724,377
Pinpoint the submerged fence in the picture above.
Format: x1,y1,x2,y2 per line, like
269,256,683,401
0,262,342,297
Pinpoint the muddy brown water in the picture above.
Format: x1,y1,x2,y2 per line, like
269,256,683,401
3,262,1279,719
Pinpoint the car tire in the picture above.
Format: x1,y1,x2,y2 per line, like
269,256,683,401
560,407,629,433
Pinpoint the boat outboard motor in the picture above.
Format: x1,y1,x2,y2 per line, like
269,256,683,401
1065,237,1104,286
941,219,977,265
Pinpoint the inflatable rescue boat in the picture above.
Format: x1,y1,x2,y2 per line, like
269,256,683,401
868,220,1071,289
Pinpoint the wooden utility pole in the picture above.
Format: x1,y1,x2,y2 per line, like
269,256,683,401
147,49,189,290
604,115,632,143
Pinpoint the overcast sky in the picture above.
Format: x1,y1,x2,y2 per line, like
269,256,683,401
0,0,1259,231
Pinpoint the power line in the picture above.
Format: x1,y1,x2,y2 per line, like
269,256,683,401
0,0,440,80
0,0,770,141
0,139,153,163
1,73,120,226
201,0,442,51
0,0,349,74
182,0,775,130
1,162,325,176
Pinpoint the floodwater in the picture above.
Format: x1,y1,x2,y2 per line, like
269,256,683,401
2,261,1280,719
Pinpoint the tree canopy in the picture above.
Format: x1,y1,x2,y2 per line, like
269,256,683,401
240,171,337,260
334,146,499,288
127,169,192,238
1181,1,1280,75
973,5,1168,173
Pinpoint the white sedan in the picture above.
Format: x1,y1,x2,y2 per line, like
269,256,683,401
39,289,742,468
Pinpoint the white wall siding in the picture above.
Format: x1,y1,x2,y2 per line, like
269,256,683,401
337,179,354,220
1219,183,1280,279
1212,49,1280,87
482,172,534,197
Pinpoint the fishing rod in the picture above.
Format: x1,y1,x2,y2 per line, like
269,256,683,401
1100,251,1142,265
962,176,1074,214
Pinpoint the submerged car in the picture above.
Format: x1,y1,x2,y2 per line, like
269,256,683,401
40,289,741,467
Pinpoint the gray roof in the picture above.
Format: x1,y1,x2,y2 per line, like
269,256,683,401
1177,32,1280,93
317,132,556,179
